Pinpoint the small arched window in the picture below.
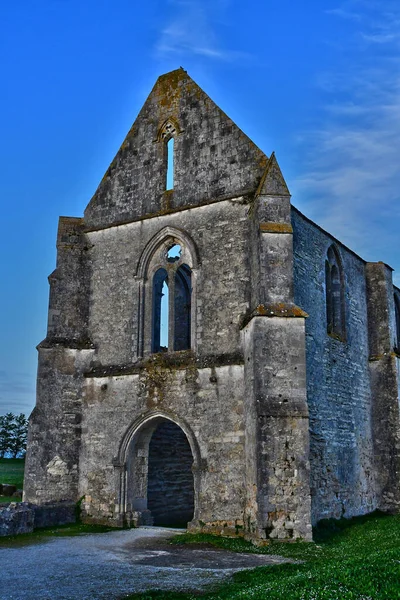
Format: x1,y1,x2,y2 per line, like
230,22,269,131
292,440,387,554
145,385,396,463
325,245,346,340
166,137,174,190
394,293,400,350
159,119,179,192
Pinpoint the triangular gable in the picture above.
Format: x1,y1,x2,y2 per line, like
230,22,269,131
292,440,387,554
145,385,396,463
255,152,290,197
84,68,268,229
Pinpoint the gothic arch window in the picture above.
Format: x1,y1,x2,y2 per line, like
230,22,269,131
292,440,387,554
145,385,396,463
325,245,346,341
150,247,192,353
394,292,400,350
135,227,199,358
158,119,180,192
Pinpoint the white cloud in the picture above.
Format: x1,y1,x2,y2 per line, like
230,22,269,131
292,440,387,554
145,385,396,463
155,0,250,62
293,9,400,286
325,7,362,21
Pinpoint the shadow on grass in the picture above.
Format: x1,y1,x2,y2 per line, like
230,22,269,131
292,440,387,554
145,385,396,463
312,509,394,544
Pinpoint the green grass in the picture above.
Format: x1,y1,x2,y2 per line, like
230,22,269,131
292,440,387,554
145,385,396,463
0,522,117,547
0,458,25,489
123,512,400,600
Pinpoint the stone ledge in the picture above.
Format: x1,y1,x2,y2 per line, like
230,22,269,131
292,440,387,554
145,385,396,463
241,303,308,328
259,222,293,234
85,351,244,378
37,338,95,350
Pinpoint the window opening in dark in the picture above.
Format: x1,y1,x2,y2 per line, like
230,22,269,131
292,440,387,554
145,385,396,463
152,268,168,353
147,421,194,527
325,260,332,333
174,264,191,351
331,264,341,334
166,137,174,190
325,245,345,340
395,295,400,349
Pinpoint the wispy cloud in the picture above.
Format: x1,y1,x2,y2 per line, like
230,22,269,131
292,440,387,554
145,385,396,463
325,7,362,22
155,0,250,62
294,3,400,285
0,371,35,416
326,0,400,46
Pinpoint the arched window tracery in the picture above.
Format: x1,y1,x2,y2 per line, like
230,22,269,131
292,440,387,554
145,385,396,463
135,227,198,358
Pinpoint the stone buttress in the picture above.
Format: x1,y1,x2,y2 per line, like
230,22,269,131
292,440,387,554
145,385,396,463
366,262,400,512
23,217,94,503
242,154,312,541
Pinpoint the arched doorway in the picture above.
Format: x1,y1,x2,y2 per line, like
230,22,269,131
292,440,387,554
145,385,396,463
147,420,194,526
119,415,197,528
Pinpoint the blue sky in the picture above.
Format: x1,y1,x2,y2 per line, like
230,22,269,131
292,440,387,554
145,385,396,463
1,0,399,415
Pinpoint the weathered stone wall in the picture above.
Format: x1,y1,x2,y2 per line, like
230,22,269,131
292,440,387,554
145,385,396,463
366,263,400,512
0,502,75,537
86,199,251,366
292,207,377,523
47,217,91,344
23,347,93,504
84,69,267,229
0,503,34,537
79,363,246,531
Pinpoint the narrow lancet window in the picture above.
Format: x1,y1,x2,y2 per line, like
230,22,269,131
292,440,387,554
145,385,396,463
166,137,174,190
152,268,168,353
325,245,346,340
174,265,191,351
160,280,169,349
395,294,400,349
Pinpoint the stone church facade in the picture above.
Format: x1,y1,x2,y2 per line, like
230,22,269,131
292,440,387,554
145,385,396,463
24,69,400,542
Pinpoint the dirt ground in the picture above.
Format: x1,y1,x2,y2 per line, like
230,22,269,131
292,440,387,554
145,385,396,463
0,526,295,599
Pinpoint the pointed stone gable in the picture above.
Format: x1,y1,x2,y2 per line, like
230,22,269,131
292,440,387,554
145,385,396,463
255,152,290,198
84,68,268,229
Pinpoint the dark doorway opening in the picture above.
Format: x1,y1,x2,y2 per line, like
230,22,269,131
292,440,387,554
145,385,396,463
147,420,194,527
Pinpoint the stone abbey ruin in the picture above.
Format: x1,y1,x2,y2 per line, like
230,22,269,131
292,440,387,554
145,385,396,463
24,68,400,542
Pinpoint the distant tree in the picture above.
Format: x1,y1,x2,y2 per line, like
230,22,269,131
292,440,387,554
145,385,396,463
9,414,29,458
0,413,28,458
0,413,15,458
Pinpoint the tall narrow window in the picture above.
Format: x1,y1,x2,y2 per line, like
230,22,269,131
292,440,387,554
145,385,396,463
395,294,400,349
152,268,168,353
174,265,191,351
325,245,346,340
160,280,169,349
166,137,174,190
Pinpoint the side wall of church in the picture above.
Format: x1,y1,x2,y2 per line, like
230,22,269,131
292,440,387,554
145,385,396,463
291,208,378,524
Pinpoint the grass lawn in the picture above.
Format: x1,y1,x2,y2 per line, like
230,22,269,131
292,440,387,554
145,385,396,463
124,512,400,600
0,458,25,502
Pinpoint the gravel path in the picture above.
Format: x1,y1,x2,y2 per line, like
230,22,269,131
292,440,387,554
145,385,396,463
0,527,294,599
